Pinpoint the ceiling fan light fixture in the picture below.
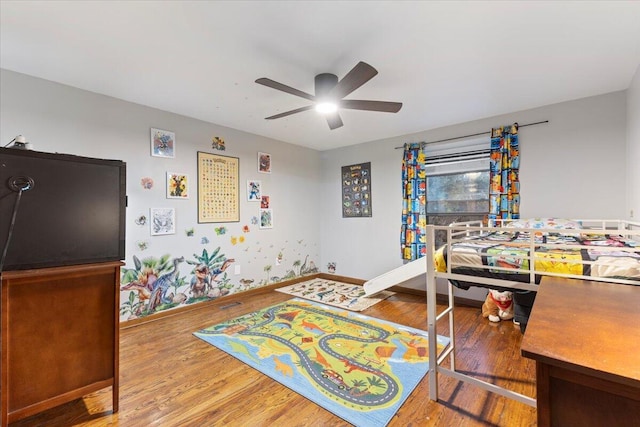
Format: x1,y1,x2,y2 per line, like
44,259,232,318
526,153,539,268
256,61,402,128
315,101,338,114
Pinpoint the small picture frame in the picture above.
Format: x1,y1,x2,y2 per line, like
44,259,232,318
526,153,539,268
258,152,272,173
260,208,273,229
151,128,176,158
211,136,226,151
261,195,270,209
247,180,261,201
167,172,189,199
150,207,176,235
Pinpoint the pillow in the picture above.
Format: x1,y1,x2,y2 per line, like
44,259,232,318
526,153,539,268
502,219,529,228
503,218,583,230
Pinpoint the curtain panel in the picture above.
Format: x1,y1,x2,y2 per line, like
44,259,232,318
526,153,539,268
489,124,520,222
401,143,427,261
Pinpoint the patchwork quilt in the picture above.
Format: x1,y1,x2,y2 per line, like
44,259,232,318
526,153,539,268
434,230,640,288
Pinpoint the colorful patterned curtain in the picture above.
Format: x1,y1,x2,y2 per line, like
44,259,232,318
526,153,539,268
489,123,520,223
401,143,427,260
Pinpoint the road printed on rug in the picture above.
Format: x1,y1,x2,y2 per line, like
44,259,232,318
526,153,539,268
245,302,398,405
194,298,449,423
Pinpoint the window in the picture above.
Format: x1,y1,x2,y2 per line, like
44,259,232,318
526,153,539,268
424,138,490,248
427,171,490,214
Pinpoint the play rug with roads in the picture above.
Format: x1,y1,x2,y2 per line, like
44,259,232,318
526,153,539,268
194,298,449,427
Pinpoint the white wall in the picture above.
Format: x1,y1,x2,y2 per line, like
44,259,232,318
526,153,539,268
1,69,321,320
320,91,628,297
628,63,640,220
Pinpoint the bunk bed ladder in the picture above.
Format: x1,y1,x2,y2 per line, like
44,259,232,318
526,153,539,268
426,225,537,408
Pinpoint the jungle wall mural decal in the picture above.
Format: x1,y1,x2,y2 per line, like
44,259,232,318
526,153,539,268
120,245,319,321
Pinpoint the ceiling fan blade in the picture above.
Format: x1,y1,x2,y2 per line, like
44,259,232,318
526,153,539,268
340,100,403,113
326,112,344,130
256,78,316,101
265,105,314,120
328,62,378,99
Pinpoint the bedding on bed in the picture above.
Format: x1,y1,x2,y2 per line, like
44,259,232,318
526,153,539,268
434,229,640,290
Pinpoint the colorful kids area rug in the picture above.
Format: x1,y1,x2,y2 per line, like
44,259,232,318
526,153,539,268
276,278,395,311
194,298,449,427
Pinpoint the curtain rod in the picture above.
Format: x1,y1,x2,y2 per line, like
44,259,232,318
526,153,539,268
394,120,549,149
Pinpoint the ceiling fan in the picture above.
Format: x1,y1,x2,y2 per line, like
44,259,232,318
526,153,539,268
255,61,402,130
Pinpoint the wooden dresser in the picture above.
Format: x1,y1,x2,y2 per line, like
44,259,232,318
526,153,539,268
521,277,640,427
1,261,122,425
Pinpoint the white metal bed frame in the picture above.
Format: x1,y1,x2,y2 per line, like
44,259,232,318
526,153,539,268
366,219,640,407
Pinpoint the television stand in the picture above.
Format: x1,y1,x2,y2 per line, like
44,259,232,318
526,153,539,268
1,261,122,425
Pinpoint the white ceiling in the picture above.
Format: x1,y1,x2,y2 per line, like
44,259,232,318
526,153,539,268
2,1,640,151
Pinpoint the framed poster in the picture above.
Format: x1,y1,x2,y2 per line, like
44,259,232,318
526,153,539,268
167,172,189,199
247,180,261,201
197,152,240,223
341,162,372,218
260,208,273,229
150,208,176,235
258,152,272,173
151,128,175,158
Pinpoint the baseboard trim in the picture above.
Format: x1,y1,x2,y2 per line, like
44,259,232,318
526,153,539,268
120,272,481,329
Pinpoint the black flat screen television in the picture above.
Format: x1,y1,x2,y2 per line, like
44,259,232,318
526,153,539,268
0,148,126,271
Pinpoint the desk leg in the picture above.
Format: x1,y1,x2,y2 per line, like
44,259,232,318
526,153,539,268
536,362,551,427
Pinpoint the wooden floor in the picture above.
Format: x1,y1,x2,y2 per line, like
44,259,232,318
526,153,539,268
11,289,537,426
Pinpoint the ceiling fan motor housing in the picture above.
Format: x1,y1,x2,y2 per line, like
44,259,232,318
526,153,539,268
315,73,338,97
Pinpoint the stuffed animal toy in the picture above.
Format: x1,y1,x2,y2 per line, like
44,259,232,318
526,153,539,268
482,289,514,322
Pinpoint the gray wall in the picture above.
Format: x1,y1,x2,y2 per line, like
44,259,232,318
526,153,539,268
1,69,321,320
319,91,629,297
2,68,633,307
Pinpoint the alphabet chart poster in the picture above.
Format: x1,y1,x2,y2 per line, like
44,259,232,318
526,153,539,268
197,152,240,223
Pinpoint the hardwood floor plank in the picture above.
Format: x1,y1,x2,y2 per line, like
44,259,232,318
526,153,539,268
9,289,536,426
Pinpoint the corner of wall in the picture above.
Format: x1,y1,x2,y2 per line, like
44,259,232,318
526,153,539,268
627,63,640,220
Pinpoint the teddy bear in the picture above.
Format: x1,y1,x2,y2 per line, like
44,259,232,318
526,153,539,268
482,289,514,322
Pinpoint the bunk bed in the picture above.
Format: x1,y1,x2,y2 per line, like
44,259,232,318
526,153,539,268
363,218,640,407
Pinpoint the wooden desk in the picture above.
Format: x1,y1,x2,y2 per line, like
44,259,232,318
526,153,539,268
521,277,640,427
1,262,121,426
